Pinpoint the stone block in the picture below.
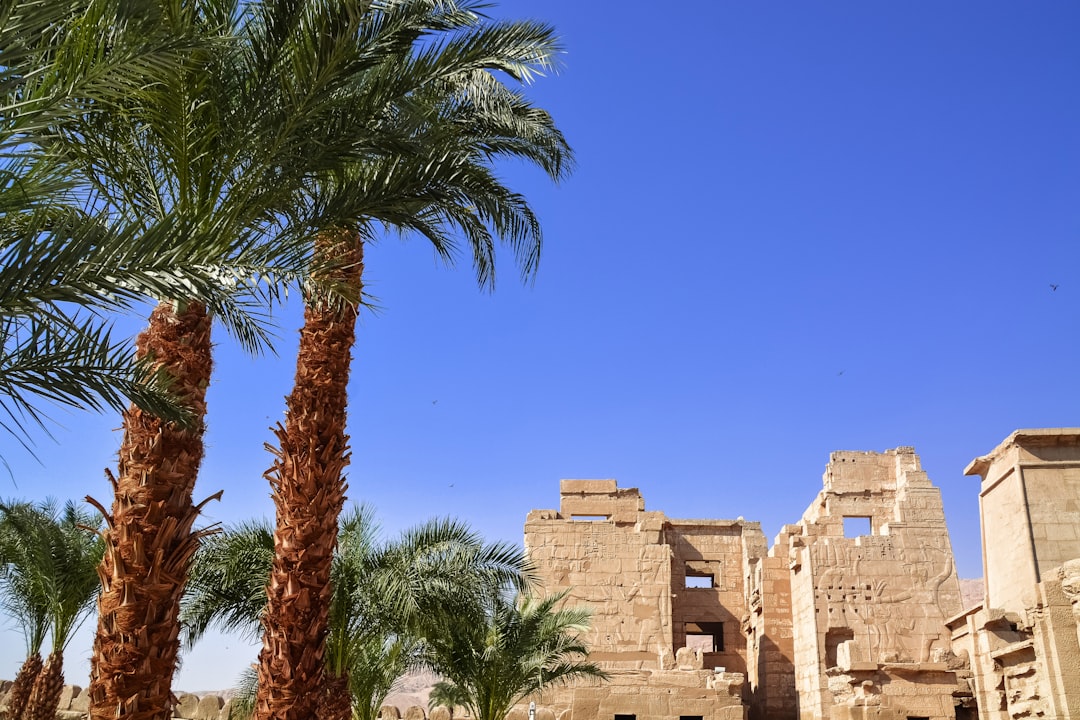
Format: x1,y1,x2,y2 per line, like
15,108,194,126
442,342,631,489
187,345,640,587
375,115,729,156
675,646,704,670
195,695,224,720
71,687,90,712
380,706,401,719
402,706,426,720
57,684,81,711
174,693,200,719
428,707,452,720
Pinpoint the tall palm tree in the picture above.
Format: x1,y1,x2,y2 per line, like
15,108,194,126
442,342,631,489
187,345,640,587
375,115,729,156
0,500,105,720
181,506,535,720
257,3,571,717
426,590,608,720
28,3,416,717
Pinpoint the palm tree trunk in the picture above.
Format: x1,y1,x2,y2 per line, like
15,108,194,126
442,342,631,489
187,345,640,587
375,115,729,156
5,652,43,720
87,301,214,720
316,670,352,720
24,651,64,720
255,231,362,720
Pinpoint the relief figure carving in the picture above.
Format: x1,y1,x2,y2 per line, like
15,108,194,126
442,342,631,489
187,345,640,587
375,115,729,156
1058,558,1080,648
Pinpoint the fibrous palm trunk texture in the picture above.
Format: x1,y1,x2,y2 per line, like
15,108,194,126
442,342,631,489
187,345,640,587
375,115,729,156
316,670,352,720
6,652,43,720
24,651,63,720
87,301,215,720
255,231,362,720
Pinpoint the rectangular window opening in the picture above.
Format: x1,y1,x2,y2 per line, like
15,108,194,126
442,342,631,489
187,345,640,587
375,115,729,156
685,621,724,652
685,573,714,589
570,515,610,522
680,716,704,720
843,516,871,538
614,715,636,720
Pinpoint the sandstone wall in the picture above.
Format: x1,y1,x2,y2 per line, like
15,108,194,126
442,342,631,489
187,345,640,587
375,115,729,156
524,503,673,668
957,428,1080,720
668,519,763,676
524,479,758,719
744,527,797,720
785,447,967,720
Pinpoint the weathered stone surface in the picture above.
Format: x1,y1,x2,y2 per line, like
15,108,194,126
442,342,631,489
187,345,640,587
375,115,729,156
427,706,452,720
380,706,401,719
402,705,426,720
956,429,1080,720
194,694,223,720
174,693,200,719
56,684,81,711
71,686,90,713
525,444,993,720
525,479,760,720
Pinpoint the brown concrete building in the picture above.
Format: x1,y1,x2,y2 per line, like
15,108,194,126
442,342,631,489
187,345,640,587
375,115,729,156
521,430,1080,720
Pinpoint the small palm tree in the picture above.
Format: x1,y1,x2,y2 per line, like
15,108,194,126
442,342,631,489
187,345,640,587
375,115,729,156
0,502,50,720
181,506,534,720
426,590,608,720
0,500,105,720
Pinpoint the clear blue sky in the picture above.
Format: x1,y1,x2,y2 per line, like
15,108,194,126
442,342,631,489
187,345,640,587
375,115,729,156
2,0,1079,692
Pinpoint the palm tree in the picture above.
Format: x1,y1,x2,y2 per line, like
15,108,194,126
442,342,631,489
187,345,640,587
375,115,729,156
181,506,535,720
24,503,105,720
24,3,419,717
426,590,608,720
0,502,50,720
0,500,105,720
257,3,571,716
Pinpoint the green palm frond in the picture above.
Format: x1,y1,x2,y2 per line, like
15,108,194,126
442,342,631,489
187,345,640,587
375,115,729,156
0,0,288,433
227,665,259,720
182,508,535,715
0,498,104,655
0,315,190,447
426,589,608,720
181,520,275,647
0,500,51,655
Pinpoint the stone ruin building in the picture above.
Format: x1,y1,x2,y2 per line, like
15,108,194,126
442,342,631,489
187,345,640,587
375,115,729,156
521,428,1080,720
2,429,1078,720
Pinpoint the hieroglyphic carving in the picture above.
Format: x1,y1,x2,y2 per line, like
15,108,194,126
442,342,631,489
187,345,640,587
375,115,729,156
1058,558,1080,648
810,540,954,663
1001,658,1051,720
